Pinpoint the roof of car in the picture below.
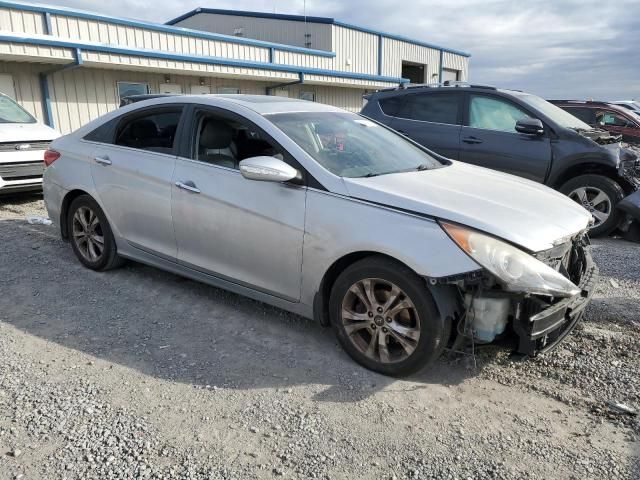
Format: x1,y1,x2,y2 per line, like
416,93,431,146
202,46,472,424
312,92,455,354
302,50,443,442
212,95,344,114
366,83,528,99
131,94,345,115
548,100,633,113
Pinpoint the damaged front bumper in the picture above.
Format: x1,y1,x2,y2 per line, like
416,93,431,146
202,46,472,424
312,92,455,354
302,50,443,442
512,239,598,356
449,235,599,357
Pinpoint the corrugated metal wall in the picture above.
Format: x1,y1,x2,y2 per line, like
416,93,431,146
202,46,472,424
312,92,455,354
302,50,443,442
174,13,333,52
48,13,271,63
332,25,378,75
0,61,45,120
286,83,367,112
382,37,440,81
45,68,287,133
0,7,46,34
0,61,368,133
442,51,469,81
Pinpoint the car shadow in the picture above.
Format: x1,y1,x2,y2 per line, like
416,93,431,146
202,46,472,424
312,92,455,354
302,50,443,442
2,219,489,403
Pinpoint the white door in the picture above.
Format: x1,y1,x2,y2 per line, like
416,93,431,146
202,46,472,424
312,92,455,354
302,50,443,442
0,74,16,99
160,83,183,94
190,85,211,95
442,69,460,83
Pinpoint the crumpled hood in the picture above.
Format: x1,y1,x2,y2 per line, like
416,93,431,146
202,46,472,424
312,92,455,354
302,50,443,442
0,122,59,142
343,161,591,252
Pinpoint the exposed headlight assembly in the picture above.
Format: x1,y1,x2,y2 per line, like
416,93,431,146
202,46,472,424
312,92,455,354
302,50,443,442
441,222,580,298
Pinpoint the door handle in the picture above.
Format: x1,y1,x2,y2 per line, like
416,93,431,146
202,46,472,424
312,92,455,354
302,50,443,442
462,136,483,144
94,155,112,165
175,180,201,194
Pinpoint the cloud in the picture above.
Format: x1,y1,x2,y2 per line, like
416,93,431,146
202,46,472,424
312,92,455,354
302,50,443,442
36,0,640,100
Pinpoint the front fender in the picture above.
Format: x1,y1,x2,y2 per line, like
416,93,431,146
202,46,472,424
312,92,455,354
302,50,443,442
300,189,480,308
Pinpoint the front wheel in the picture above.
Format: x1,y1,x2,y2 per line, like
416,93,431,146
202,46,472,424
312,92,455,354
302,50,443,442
329,256,449,376
560,174,625,237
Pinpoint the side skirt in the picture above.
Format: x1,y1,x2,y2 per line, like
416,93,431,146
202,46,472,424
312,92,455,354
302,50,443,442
117,244,314,320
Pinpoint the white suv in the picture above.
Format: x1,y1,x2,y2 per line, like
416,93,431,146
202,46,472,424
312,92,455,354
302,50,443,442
0,94,59,194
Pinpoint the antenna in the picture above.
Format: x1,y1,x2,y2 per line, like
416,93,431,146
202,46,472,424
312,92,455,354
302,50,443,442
303,0,311,48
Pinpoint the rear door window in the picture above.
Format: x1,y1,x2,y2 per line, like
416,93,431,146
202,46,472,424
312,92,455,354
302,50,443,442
562,107,595,124
114,108,183,154
469,95,530,133
396,93,462,125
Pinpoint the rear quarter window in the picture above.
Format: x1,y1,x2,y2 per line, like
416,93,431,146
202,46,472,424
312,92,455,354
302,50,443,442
379,96,404,117
396,93,461,125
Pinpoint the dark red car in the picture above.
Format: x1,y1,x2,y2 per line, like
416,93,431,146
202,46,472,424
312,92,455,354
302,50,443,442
549,100,640,144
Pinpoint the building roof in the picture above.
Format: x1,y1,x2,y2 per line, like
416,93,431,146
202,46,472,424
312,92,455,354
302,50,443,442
165,8,471,58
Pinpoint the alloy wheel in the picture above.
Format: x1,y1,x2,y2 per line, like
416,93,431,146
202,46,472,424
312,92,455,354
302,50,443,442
72,206,105,262
340,278,421,364
568,186,612,226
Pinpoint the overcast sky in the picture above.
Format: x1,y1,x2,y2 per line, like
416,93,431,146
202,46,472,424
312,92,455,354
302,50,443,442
43,0,639,100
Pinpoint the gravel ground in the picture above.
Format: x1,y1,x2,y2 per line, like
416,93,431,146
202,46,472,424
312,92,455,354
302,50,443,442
0,195,639,480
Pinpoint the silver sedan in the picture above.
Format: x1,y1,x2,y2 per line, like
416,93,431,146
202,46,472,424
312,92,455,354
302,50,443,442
43,95,598,376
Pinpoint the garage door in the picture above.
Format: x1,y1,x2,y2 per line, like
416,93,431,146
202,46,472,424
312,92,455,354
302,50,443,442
442,69,460,83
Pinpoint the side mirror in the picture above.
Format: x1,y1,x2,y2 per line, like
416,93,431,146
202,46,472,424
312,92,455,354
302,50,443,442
239,156,299,183
515,117,544,136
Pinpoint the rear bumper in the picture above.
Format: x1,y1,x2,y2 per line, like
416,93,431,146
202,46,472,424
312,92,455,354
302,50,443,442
512,242,598,356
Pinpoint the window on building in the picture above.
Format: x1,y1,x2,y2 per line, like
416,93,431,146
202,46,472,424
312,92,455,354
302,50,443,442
299,92,316,102
395,93,462,125
117,82,150,102
114,108,182,154
401,61,426,84
469,95,530,133
218,87,241,94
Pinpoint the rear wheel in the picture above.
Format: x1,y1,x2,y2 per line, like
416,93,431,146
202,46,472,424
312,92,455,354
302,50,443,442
67,195,124,271
329,256,449,376
560,174,625,237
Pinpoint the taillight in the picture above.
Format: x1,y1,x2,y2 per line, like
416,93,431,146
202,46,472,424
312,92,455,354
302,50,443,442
44,149,61,167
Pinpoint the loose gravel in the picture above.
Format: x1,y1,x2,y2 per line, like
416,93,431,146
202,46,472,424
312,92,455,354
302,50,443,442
0,196,639,479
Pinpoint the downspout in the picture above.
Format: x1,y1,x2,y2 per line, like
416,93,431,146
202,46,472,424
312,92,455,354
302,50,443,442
438,49,444,84
39,48,83,128
266,72,304,95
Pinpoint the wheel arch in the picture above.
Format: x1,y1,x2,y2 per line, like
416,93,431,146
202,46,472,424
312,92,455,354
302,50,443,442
60,188,92,239
552,163,631,192
312,251,463,329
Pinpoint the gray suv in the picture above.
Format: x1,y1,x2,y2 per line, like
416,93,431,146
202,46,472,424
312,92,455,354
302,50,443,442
362,84,640,237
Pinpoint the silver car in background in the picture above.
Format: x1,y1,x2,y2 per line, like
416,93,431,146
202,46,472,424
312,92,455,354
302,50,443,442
43,95,598,376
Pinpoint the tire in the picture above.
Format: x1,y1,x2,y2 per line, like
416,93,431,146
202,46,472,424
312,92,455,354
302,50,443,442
67,194,124,271
559,174,625,237
329,256,450,377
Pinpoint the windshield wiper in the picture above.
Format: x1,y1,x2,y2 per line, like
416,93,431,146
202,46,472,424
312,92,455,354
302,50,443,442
361,164,431,178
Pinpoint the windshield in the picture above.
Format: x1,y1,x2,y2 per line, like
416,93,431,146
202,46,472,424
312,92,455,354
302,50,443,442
0,95,36,124
511,92,592,130
267,111,443,177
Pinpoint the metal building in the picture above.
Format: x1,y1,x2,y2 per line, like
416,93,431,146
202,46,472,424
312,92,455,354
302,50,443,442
0,0,470,134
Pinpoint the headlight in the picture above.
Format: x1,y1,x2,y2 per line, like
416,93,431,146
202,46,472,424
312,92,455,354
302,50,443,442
441,222,580,298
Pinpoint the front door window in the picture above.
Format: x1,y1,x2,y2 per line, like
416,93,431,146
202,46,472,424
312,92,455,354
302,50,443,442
469,95,531,133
